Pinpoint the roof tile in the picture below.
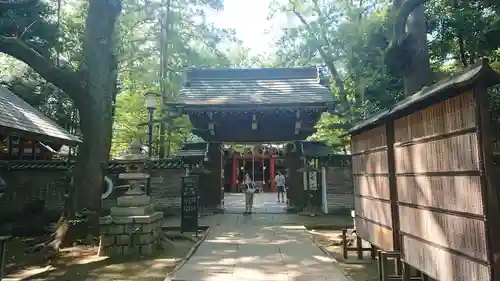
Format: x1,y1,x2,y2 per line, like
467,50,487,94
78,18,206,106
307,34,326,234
0,86,81,144
178,67,333,105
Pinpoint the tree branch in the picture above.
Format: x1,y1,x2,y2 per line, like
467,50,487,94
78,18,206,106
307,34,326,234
394,0,428,43
0,36,82,103
289,2,347,105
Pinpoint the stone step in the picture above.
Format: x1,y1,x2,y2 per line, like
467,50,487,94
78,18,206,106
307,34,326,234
110,204,155,216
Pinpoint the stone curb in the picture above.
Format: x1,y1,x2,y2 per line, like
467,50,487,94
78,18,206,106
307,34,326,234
303,223,353,230
308,229,356,281
164,226,213,281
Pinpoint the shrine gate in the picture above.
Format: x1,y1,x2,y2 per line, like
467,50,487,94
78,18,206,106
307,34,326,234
171,66,338,212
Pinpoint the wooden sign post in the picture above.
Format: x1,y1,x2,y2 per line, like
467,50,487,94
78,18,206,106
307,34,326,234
181,175,199,234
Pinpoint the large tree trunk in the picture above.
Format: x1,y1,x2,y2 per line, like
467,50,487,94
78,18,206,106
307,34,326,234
403,4,431,96
73,0,122,212
0,0,122,248
158,0,172,159
387,0,432,97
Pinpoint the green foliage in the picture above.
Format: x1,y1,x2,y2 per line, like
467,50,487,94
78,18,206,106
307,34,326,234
109,0,238,156
111,89,148,156
267,0,500,150
426,0,500,67
8,72,75,129
0,1,58,55
0,0,237,158
267,0,403,150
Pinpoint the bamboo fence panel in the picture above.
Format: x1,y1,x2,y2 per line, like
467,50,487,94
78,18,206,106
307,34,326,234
403,236,490,281
351,125,394,250
394,92,488,281
354,175,390,200
396,175,483,215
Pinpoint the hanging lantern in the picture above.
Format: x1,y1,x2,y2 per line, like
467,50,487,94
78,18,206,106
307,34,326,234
251,114,257,130
252,145,264,158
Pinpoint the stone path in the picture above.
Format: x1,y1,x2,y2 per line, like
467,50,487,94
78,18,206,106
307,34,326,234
170,214,351,281
223,192,287,214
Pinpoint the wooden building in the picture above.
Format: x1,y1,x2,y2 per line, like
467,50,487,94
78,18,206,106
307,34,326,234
0,85,81,160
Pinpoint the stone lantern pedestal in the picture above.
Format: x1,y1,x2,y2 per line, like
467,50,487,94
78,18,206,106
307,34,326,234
98,139,164,257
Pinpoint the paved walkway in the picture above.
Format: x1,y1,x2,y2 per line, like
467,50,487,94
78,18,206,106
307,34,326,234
170,214,351,281
223,192,287,214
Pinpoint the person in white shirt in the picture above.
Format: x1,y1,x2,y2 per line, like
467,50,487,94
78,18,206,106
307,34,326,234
243,173,256,214
275,171,286,203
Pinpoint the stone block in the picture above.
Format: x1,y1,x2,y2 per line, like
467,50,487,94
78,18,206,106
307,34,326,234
98,246,110,257
124,223,142,234
122,245,140,255
113,216,134,224
99,216,113,225
135,233,154,245
119,172,149,181
99,245,123,257
108,224,125,235
117,195,151,207
110,204,154,216
142,223,154,233
140,244,154,256
153,225,160,238
116,234,131,245
133,211,163,223
100,235,115,247
100,226,110,234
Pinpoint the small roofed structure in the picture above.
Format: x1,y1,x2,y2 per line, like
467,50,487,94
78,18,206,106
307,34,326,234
177,142,210,175
300,141,333,159
0,86,81,145
172,67,334,142
346,58,500,281
177,142,208,159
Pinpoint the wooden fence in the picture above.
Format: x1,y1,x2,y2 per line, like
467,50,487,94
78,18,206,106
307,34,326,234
347,58,500,281
0,159,185,216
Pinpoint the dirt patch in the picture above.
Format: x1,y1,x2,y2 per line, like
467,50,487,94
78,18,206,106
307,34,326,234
3,233,201,281
308,229,379,281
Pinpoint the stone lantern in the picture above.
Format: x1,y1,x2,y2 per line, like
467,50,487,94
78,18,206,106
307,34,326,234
98,138,163,257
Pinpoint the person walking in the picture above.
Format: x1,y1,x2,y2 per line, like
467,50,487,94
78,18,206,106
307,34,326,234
243,173,256,214
275,171,286,203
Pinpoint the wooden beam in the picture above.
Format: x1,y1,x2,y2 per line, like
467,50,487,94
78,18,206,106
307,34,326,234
0,126,81,145
473,83,500,281
386,121,401,253
208,112,215,135
175,104,331,112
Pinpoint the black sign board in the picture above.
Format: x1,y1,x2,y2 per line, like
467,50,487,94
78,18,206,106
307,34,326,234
181,175,199,233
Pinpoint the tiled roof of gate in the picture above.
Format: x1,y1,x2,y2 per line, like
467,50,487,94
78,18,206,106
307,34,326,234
177,67,333,106
0,86,81,144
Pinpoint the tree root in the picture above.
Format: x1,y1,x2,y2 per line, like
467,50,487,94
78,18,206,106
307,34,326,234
158,233,176,249
165,232,199,242
26,216,69,254
157,231,200,249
